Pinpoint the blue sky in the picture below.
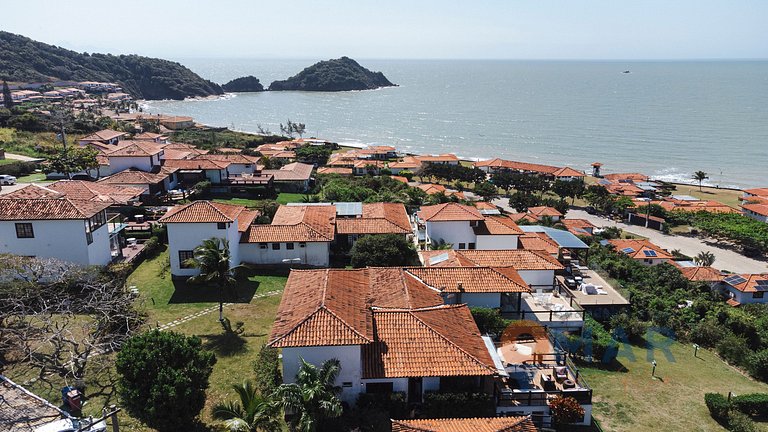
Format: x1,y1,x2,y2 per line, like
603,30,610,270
4,0,767,59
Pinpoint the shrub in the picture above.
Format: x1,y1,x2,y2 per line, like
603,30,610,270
717,333,752,365
548,395,586,425
356,391,408,419
253,344,282,396
421,392,495,418
142,236,160,258
350,234,419,268
691,318,727,348
116,330,216,431
704,393,730,425
0,161,38,177
470,307,509,337
728,411,757,432
731,393,768,418
746,350,768,382
398,170,413,181
609,313,648,343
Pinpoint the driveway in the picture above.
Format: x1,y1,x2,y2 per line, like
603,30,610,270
566,209,767,274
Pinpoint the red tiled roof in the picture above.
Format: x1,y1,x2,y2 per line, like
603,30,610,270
607,239,673,260
133,132,168,140
390,175,409,183
97,169,173,185
680,266,724,282
448,249,563,270
242,205,336,243
519,233,560,255
418,184,447,195
0,198,110,220
163,158,229,170
562,218,596,236
743,188,768,198
263,162,313,181
0,184,63,199
389,157,422,169
159,200,250,225
527,206,563,217
336,203,411,235
603,173,649,182
416,154,460,163
742,203,768,217
195,154,260,164
723,273,768,293
552,166,585,177
474,215,524,235
105,140,164,157
317,167,353,176
79,129,125,142
391,416,537,432
509,213,539,224
47,180,144,205
727,298,741,307
473,158,559,175
405,267,530,293
419,203,484,222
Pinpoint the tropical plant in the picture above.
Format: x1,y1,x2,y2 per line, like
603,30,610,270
350,234,419,268
429,239,454,250
275,358,343,432
548,395,585,425
693,171,709,192
212,380,281,432
694,250,716,267
185,238,243,322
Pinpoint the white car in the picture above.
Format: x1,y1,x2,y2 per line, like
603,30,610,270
0,175,17,185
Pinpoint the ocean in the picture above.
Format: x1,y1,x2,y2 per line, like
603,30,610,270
142,59,768,188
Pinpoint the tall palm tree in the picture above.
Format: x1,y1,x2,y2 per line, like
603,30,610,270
693,171,709,192
695,251,716,267
185,237,242,322
275,359,343,432
212,381,281,432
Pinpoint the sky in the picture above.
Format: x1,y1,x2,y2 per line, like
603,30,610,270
3,0,767,60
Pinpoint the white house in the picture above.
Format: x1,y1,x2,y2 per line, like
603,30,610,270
722,273,768,306
0,197,114,266
159,201,258,277
103,141,165,173
97,168,179,197
78,129,126,146
269,268,502,405
416,203,522,250
240,205,336,267
741,188,768,223
606,239,673,266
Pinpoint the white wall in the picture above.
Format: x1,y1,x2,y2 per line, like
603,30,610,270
728,287,768,305
282,345,362,404
167,222,239,276
108,155,155,173
87,224,113,266
476,235,519,250
0,219,93,265
426,221,475,249
461,293,502,308
240,242,329,267
518,270,555,288
743,209,768,223
225,163,256,177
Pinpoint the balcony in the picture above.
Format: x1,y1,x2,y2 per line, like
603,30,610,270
107,214,127,234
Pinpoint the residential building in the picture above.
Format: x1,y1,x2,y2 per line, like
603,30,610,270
240,205,336,267
417,183,465,199
740,189,768,223
416,203,522,250
391,416,537,432
473,158,585,181
520,206,563,222
317,167,353,176
134,131,170,143
387,156,422,174
262,162,314,192
0,197,115,266
334,202,411,245
159,201,258,277
352,159,386,176
78,129,127,146
606,239,673,265
415,154,460,165
561,219,596,237
103,140,165,174
96,167,179,198
678,265,725,288
4,181,143,206
159,115,194,130
722,273,768,306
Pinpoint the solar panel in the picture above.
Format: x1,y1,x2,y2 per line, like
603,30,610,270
621,247,636,254
429,253,450,265
643,250,658,257
724,275,748,286
755,279,768,287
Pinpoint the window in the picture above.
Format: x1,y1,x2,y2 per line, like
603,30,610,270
468,243,476,250
469,220,479,227
217,222,227,230
179,250,195,268
15,223,34,238
286,243,295,250
86,231,93,245
272,243,281,250
366,382,393,394
299,242,306,248
458,243,466,250
259,243,268,249
754,292,765,299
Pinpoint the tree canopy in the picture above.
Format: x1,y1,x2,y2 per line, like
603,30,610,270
350,234,419,268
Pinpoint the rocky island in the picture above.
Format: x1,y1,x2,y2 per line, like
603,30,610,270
268,56,396,92
0,31,223,100
221,75,264,92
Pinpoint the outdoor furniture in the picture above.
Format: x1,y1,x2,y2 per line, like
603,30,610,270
540,374,556,391
562,379,576,389
554,366,568,382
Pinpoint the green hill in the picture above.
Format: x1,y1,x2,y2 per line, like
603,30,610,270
268,57,396,92
0,31,223,100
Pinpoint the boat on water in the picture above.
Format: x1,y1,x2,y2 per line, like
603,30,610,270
622,70,631,74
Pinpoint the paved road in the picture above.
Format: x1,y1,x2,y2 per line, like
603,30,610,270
566,209,767,274
3,152,44,162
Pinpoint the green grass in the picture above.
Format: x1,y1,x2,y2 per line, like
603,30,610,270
0,158,17,165
212,196,261,208
16,172,48,183
581,334,768,432
276,192,305,204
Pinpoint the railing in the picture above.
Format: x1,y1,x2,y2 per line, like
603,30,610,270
497,388,592,406
107,214,127,234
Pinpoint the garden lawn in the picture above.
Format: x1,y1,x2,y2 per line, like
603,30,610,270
212,196,260,208
276,192,305,204
581,334,768,432
15,172,47,182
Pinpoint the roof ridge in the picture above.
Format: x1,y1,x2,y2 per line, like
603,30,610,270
205,201,237,222
318,306,372,343
402,268,448,293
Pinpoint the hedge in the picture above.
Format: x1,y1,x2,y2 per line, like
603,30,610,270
0,160,39,177
357,392,408,419
704,392,730,424
732,393,768,418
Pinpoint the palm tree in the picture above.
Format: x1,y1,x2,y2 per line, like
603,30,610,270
693,171,709,192
185,237,242,322
695,251,716,267
275,359,343,432
212,381,281,432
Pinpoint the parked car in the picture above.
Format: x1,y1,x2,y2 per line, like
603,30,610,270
0,175,17,185
70,174,96,181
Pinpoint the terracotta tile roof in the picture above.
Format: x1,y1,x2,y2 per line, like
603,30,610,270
242,205,336,243
263,162,313,181
0,184,63,199
159,200,250,224
474,215,523,235
237,210,259,232
195,154,260,164
97,169,172,185
744,188,768,198
604,182,644,196
561,218,596,232
607,239,673,260
134,132,168,140
450,249,564,270
603,173,649,182
653,200,738,214
680,266,724,282
46,180,144,205
419,250,475,267
363,305,496,378
105,140,164,157
336,202,411,235
552,166,585,177
390,175,409,183
162,149,195,160
509,213,539,224
418,184,447,195
473,158,559,175
519,233,560,255
723,273,768,293
473,201,498,211
419,203,484,222
80,129,126,142
163,158,229,170
391,416,537,432
416,154,460,163
352,159,386,169
527,206,563,217
406,267,530,293
742,203,768,217
389,156,422,169
727,298,741,307
0,198,110,220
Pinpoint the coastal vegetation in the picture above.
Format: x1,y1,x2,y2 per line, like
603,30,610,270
350,234,420,268
222,75,264,92
268,57,396,91
0,31,223,100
